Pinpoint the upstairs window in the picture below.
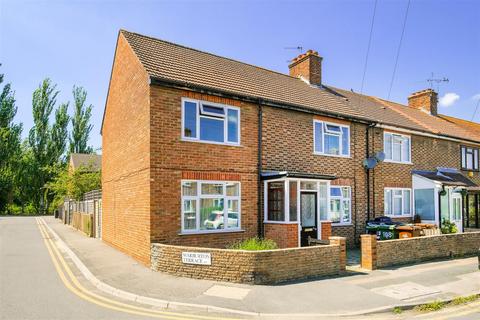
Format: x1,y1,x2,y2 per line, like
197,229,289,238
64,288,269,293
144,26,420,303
182,98,240,145
314,120,350,157
384,132,411,163
461,146,479,171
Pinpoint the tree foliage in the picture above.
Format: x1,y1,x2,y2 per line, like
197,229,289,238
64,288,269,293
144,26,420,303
70,86,93,154
0,70,22,212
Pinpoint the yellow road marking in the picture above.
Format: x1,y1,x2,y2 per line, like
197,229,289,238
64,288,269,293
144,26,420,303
36,218,240,320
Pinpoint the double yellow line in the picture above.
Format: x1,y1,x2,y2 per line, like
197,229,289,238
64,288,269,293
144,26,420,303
35,218,240,320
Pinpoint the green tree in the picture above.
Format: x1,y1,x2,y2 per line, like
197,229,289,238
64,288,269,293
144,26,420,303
28,78,70,214
69,86,93,154
0,70,22,213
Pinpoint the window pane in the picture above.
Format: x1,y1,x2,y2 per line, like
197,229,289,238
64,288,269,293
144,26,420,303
202,104,225,116
184,101,197,138
318,183,328,221
267,182,285,221
341,127,349,155
325,134,340,155
289,181,298,221
393,196,402,216
314,122,323,153
227,199,240,228
329,199,341,223
300,181,317,190
467,151,473,169
414,189,435,220
384,189,392,215
474,149,479,170
201,183,223,195
200,117,224,142
301,193,317,226
227,109,239,143
201,198,224,230
461,147,466,168
342,187,350,198
182,182,197,196
325,124,341,133
402,137,410,162
403,190,411,215
384,133,392,160
393,136,402,162
183,200,196,230
440,192,450,221
330,187,341,197
342,199,351,223
226,182,239,196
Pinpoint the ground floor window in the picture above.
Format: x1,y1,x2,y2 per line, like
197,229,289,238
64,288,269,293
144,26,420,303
329,186,351,224
384,188,411,216
181,180,240,233
414,188,435,221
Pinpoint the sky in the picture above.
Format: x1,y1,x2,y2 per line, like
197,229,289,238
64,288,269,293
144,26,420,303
1,0,479,151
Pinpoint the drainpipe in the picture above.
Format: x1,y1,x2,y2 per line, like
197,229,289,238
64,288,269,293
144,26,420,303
257,101,264,238
365,122,377,223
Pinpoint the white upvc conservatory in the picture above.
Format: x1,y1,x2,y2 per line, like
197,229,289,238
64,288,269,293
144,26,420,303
412,168,472,232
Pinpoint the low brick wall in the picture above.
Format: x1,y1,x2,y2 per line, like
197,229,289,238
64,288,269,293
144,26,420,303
361,232,480,270
151,236,346,284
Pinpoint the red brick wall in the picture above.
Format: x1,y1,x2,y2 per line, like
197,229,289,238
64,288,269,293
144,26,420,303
264,223,298,248
261,107,368,246
149,87,259,248
102,33,152,265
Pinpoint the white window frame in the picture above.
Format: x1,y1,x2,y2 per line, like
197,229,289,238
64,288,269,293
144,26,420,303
181,98,241,146
461,145,479,171
329,186,352,225
384,132,411,164
181,180,241,234
313,120,350,158
384,187,412,217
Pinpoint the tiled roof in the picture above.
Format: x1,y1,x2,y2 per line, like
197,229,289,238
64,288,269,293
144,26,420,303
327,87,480,142
120,30,366,121
120,30,480,143
70,153,102,171
438,115,480,138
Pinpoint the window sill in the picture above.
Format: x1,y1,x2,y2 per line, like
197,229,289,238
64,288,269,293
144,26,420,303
181,138,242,147
263,221,298,224
313,152,351,159
178,229,245,236
384,160,413,165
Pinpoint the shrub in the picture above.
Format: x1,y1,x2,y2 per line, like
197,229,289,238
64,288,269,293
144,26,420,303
414,300,445,312
228,237,278,251
441,219,458,234
449,294,478,306
392,307,403,314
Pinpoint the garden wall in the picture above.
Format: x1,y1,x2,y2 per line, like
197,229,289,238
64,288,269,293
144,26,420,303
361,232,480,270
151,236,346,284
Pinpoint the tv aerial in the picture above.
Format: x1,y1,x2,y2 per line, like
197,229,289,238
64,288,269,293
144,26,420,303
363,151,386,170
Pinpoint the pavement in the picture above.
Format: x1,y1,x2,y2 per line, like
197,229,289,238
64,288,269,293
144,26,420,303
1,215,480,320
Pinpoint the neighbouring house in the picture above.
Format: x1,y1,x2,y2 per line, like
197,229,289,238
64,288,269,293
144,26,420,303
69,153,102,173
101,30,480,266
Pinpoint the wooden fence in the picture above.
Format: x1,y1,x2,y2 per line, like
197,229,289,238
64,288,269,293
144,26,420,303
72,212,94,237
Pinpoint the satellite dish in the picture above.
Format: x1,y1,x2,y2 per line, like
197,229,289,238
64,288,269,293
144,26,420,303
363,157,378,169
374,151,386,162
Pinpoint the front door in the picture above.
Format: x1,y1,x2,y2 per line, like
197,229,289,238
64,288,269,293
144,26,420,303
300,192,317,246
452,193,463,232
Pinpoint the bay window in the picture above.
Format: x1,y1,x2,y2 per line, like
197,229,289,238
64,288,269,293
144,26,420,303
461,146,479,171
384,188,412,216
181,181,241,233
182,98,240,145
314,120,350,157
329,186,351,224
384,132,411,163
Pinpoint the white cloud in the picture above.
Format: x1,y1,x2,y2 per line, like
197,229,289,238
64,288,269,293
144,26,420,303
439,92,460,107
471,93,480,101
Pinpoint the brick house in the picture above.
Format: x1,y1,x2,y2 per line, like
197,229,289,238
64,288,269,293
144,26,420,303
101,30,480,265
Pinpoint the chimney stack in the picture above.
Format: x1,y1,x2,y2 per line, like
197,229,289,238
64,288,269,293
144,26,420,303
288,50,323,87
407,89,438,116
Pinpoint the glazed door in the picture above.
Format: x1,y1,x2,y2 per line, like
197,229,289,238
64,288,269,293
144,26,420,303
300,192,317,246
451,193,463,232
